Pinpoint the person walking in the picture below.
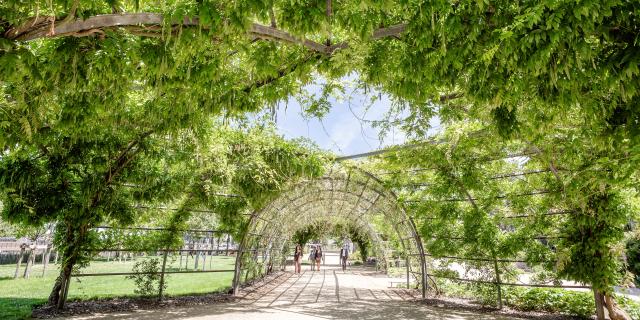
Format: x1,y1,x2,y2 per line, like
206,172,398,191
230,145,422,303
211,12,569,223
314,246,323,271
294,244,303,274
340,245,349,271
308,245,316,271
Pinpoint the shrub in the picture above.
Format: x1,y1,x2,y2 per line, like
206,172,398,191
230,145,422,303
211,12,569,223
435,282,640,319
504,287,594,318
126,258,166,296
350,251,362,262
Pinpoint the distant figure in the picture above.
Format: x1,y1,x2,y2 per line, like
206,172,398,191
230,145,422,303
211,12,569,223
294,244,303,274
340,245,349,271
314,246,323,271
308,245,316,271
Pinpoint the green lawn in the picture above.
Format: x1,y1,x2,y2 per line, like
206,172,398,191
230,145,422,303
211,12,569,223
0,255,235,320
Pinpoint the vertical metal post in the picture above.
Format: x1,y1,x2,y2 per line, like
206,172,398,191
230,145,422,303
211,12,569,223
409,218,427,299
158,249,169,300
422,259,428,299
233,227,253,296
493,256,502,309
232,251,244,295
405,254,410,289
226,235,230,256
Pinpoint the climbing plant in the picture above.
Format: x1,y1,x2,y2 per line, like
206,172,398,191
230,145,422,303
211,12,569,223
1,1,639,319
373,119,639,317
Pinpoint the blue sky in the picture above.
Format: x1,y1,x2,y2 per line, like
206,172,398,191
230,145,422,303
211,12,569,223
270,81,440,157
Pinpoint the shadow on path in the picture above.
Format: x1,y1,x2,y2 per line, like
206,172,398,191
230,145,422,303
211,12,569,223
63,267,574,320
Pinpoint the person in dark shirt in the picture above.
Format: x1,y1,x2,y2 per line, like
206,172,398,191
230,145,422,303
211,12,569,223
340,245,349,271
314,246,323,271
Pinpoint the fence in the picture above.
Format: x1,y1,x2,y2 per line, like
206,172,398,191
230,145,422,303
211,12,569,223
57,226,237,304
420,251,591,310
0,241,57,279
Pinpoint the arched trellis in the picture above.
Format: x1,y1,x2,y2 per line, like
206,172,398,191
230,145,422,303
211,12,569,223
232,162,427,298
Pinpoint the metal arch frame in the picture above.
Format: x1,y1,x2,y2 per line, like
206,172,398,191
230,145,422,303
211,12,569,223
255,197,394,265
252,184,398,260
232,163,426,297
248,180,421,275
260,204,390,274
248,183,385,237
355,166,429,299
241,196,393,277
234,171,422,291
239,199,403,287
247,180,392,247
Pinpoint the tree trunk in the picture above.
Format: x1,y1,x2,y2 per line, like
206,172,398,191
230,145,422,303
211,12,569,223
202,251,206,271
594,290,606,320
54,250,59,264
49,260,74,310
604,293,632,320
491,252,502,309
158,250,169,301
226,235,230,256
23,248,35,279
14,246,25,279
42,246,51,277
48,221,90,310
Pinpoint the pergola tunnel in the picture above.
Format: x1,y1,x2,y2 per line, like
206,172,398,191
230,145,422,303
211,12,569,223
232,164,427,297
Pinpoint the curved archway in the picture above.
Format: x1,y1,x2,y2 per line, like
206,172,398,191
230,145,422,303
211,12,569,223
232,163,427,298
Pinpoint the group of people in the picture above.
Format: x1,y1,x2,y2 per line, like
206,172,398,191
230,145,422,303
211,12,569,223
292,244,350,274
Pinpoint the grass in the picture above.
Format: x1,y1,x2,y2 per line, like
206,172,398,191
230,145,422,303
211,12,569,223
0,254,236,320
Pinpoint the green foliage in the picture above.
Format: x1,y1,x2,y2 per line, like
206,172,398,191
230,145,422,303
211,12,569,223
558,191,630,293
292,223,324,246
126,258,166,296
333,222,371,263
435,279,637,319
616,295,640,320
491,106,519,139
375,119,640,304
504,287,595,318
627,234,640,286
167,125,327,241
0,217,17,237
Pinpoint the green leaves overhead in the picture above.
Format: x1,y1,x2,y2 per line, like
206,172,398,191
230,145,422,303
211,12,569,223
1,0,639,143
